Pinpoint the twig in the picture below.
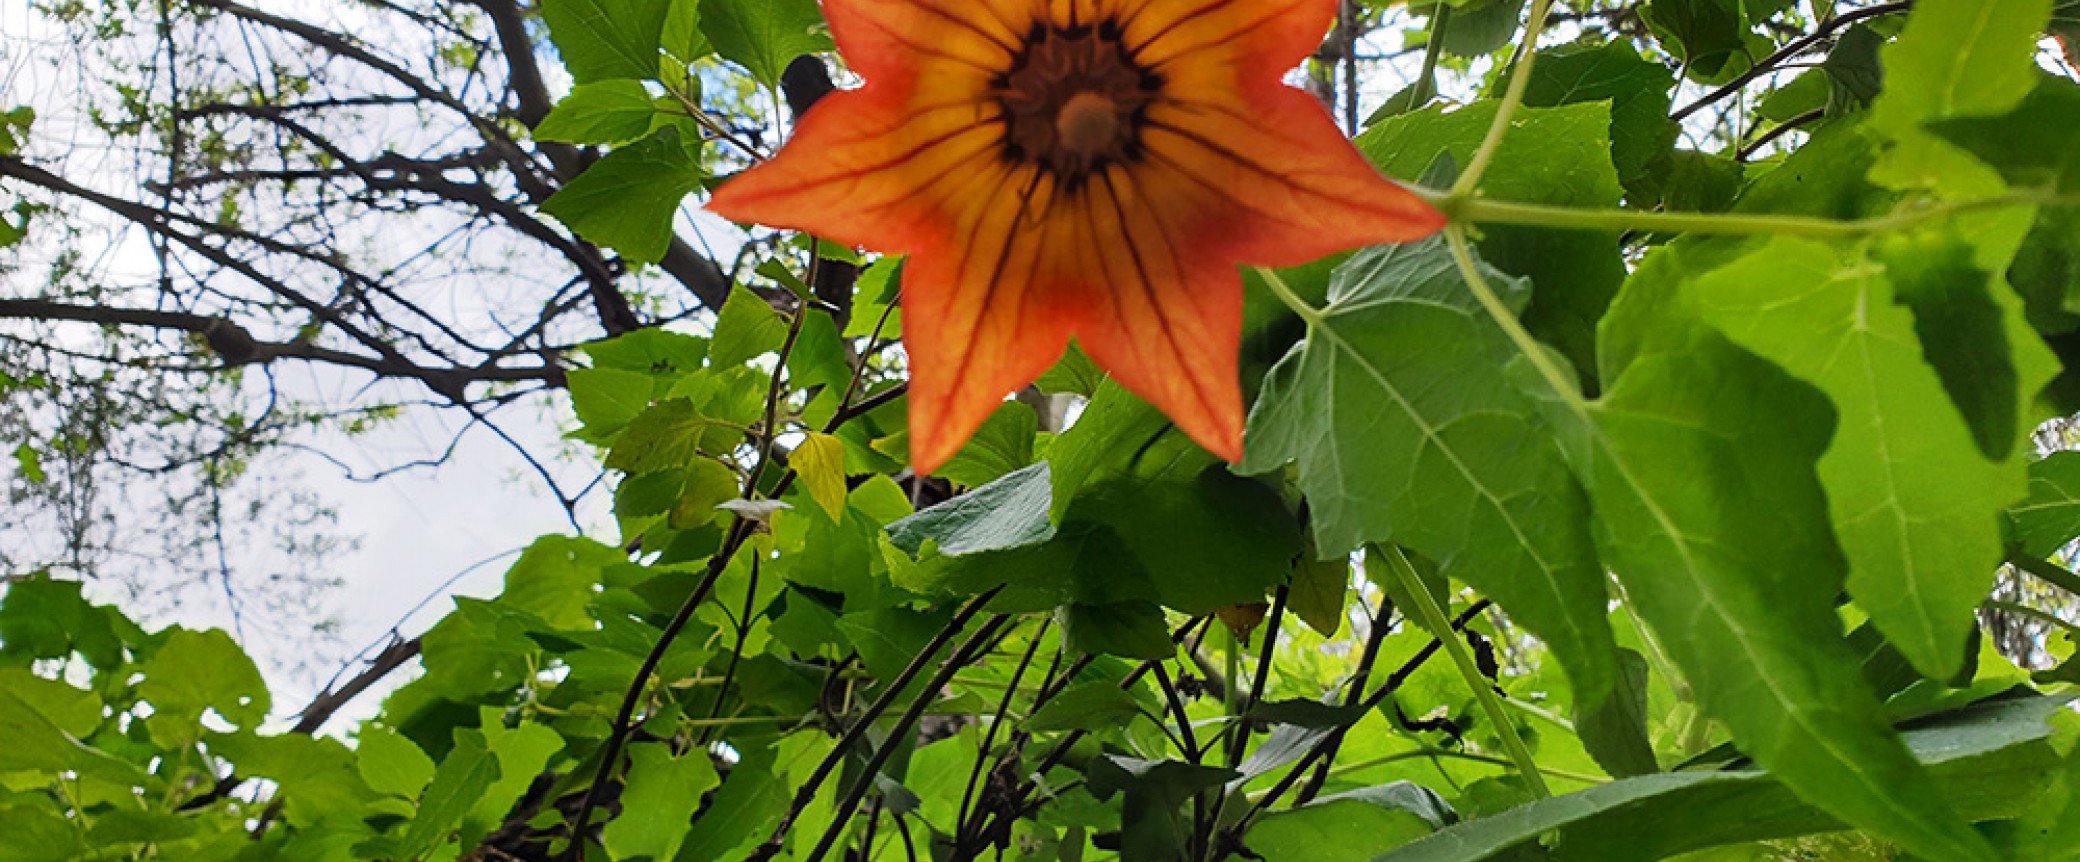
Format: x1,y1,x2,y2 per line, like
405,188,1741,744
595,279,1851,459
1671,2,1913,121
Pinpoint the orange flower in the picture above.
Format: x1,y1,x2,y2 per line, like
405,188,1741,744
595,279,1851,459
706,0,1445,472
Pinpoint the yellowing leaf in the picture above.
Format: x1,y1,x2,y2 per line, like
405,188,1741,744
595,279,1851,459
793,431,847,521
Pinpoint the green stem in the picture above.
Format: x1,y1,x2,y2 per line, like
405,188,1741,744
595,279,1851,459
1452,0,1555,196
1271,746,1609,794
1254,266,1323,324
1984,599,2080,638
1433,191,2049,239
1443,225,1584,412
2011,553,2080,599
1375,544,1551,798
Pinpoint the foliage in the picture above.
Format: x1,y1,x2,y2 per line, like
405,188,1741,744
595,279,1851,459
6,2,2080,862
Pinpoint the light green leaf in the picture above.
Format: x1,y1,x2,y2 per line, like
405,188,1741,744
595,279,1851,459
709,284,787,368
139,628,270,738
540,0,669,83
1250,797,1434,862
603,743,720,862
1682,237,2022,677
1242,238,1634,773
541,125,703,264
356,726,435,798
1554,270,1999,862
606,399,733,472
936,402,1037,488
698,0,830,86
535,80,660,144
1868,0,2051,192
501,535,621,631
397,729,499,860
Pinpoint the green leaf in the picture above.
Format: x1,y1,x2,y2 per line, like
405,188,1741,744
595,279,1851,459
1242,238,1636,774
1248,796,1435,862
1358,102,1626,392
676,748,790,860
501,535,621,631
206,731,378,828
0,685,138,782
603,743,721,862
698,0,831,86
540,0,669,82
569,366,657,441
541,125,703,264
1867,0,2052,192
709,284,788,368
1372,695,2070,862
1877,234,2022,460
0,576,125,669
1058,601,1174,661
1087,757,1239,862
2010,451,2080,557
586,327,710,376
1024,681,1146,734
0,105,32,154
397,729,500,860
936,403,1037,488
844,257,904,339
606,399,733,472
139,628,270,738
1287,540,1349,639
1555,271,2000,862
1518,39,1676,195
1640,0,1765,83
1036,342,1104,396
356,726,435,798
1418,0,1527,58
536,80,660,144
1680,236,2027,678
886,462,1056,557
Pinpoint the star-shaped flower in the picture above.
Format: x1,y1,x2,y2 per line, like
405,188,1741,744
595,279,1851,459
707,0,1445,472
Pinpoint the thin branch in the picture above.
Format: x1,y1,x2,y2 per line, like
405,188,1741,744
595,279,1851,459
1672,2,1913,121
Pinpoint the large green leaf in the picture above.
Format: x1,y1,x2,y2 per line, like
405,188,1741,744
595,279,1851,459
1549,270,2000,862
1517,39,1676,195
1241,237,1642,776
1867,0,2052,193
138,628,270,740
540,0,670,83
698,0,831,86
1681,236,2030,677
1357,101,1626,392
541,125,703,264
603,743,721,862
1370,695,2069,862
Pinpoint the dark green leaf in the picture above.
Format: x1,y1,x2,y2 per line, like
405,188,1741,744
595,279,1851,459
698,0,831,86
936,402,1037,488
709,285,787,368
1024,681,1145,733
540,0,669,82
886,461,1055,557
1058,601,1173,661
541,126,703,263
1519,39,1677,194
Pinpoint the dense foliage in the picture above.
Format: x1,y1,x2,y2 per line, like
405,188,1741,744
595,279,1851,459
7,0,2080,861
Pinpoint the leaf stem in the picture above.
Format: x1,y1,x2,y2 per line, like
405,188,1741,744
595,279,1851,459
1452,0,1555,197
2011,553,2080,599
1443,225,1584,412
1254,266,1324,324
1432,191,2047,240
1375,544,1550,798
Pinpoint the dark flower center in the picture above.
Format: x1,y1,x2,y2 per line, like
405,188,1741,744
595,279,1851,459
993,19,1162,191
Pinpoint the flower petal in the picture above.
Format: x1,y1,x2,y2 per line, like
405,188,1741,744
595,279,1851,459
704,89,1005,251
903,166,1092,472
824,0,1030,83
1138,89,1444,265
1116,0,1330,75
1076,164,1245,462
